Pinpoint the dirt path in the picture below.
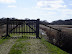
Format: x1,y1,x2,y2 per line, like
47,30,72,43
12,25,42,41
0,39,16,54
22,39,49,54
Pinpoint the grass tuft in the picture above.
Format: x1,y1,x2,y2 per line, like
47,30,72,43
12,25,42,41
0,39,8,44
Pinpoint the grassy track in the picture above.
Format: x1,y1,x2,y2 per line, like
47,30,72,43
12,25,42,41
8,37,68,54
9,38,49,54
0,35,69,54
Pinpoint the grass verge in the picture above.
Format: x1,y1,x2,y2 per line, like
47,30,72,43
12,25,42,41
41,38,69,54
0,39,8,44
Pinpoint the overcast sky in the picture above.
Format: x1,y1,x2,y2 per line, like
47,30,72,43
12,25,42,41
0,0,72,22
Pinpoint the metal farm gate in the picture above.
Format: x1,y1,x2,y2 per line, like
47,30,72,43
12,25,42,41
5,18,39,38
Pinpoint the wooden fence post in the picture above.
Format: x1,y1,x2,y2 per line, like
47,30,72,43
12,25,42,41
36,19,39,38
6,18,10,38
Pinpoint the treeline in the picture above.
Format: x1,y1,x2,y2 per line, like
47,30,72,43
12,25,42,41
51,19,72,25
40,19,72,25
0,17,72,25
0,18,17,25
